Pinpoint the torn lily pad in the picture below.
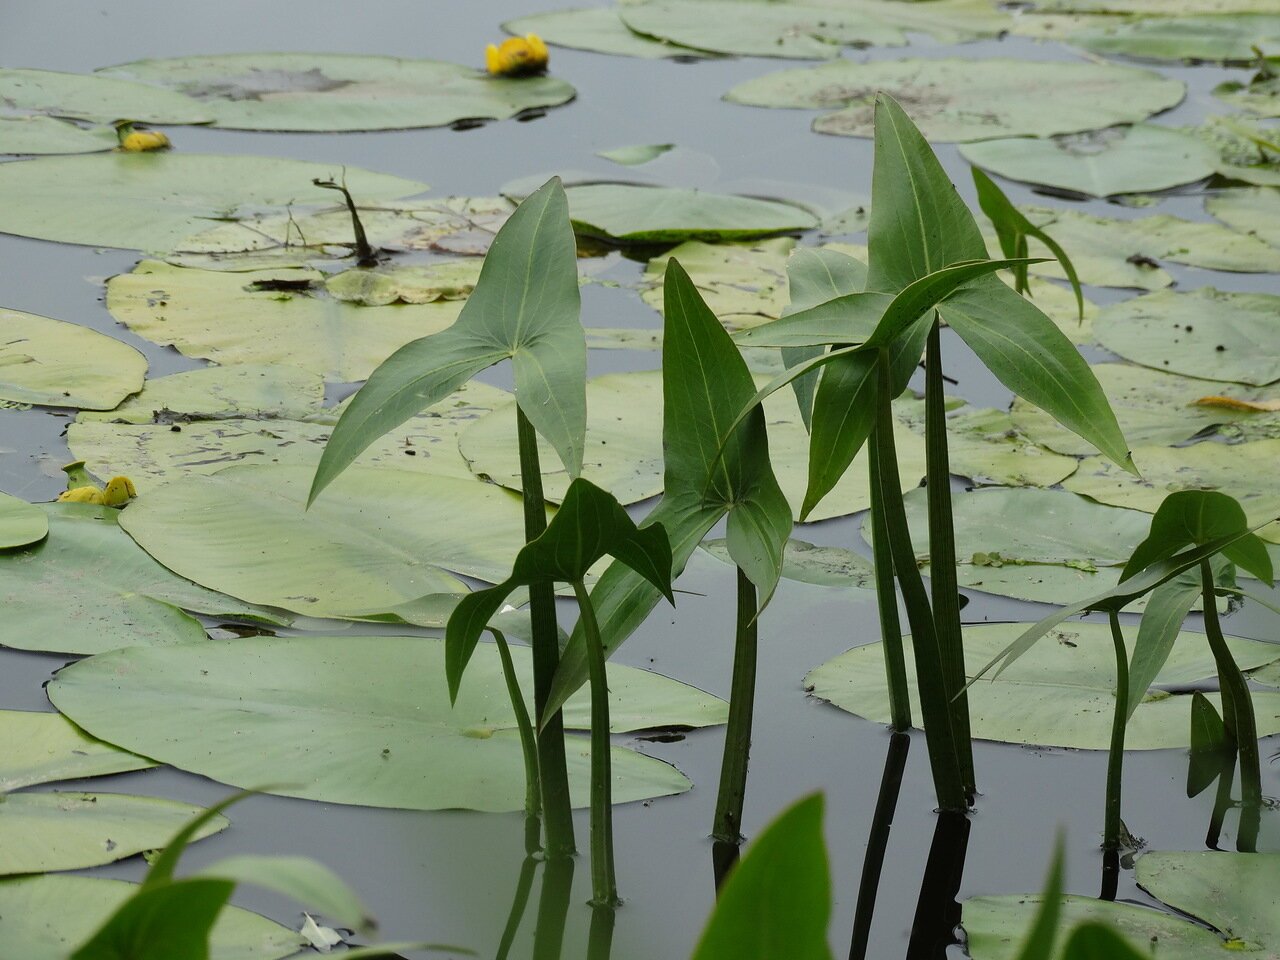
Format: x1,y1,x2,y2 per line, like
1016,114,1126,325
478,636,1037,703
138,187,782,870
47,635,724,811
640,238,795,329
1135,851,1280,951
0,492,48,550
0,308,146,410
0,710,155,793
324,259,483,305
99,53,576,131
724,58,1185,142
0,116,116,155
0,67,210,124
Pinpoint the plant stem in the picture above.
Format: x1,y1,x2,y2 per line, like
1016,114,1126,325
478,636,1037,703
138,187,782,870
867,439,911,733
311,176,376,266
923,320,975,798
491,627,541,839
587,904,617,960
1205,755,1236,850
711,568,759,845
849,732,910,960
573,579,621,907
517,406,576,858
871,350,966,812
1200,559,1262,851
1103,611,1129,854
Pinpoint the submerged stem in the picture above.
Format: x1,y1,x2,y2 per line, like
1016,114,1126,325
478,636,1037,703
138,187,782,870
574,579,621,907
517,406,576,858
867,439,911,733
712,568,759,845
311,175,377,266
1103,611,1129,854
492,627,541,838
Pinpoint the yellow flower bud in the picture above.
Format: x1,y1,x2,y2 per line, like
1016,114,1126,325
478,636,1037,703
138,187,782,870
485,34,549,76
100,476,138,507
59,486,105,504
120,130,171,152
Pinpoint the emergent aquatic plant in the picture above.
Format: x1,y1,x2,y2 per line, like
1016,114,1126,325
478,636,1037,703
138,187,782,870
311,176,587,857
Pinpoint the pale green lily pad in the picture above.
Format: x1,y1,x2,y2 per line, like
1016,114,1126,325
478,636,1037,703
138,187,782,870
118,464,531,622
818,200,871,236
505,7,707,59
1216,72,1280,116
806,622,1280,749
835,0,1013,42
0,308,146,409
960,124,1219,197
1094,288,1280,385
640,238,795,329
1011,275,1097,344
1065,439,1280,543
1136,851,1280,951
724,58,1185,142
0,116,116,155
0,504,289,656
619,2,905,59
48,635,723,812
1208,187,1280,249
0,710,155,792
598,143,676,165
323,259,483,305
0,67,210,124
0,874,303,960
1186,117,1280,186
1070,14,1280,63
0,153,427,252
1011,363,1280,455
107,260,462,381
100,53,576,131
0,793,227,875
0,491,48,549
584,326,664,350
704,538,876,589
561,183,817,243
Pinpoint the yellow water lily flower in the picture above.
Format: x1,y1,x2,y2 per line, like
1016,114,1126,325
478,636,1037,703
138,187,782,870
113,120,171,152
485,34,549,76
57,476,138,507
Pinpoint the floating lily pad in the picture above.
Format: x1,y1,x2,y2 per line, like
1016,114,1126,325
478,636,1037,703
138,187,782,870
117,464,532,623
0,67,210,124
505,7,708,59
1011,363,1280,454
323,259,483,305
724,58,1185,142
0,874,303,960
961,124,1219,197
1216,71,1280,117
560,183,817,243
704,538,876,589
619,2,906,59
0,153,427,252
1208,187,1280,250
1094,288,1280,386
640,239,795,328
0,116,116,155
1012,275,1097,344
47,635,724,811
0,793,227,876
100,53,576,131
107,261,462,381
0,307,146,409
1065,439,1280,542
0,710,155,792
0,491,48,549
597,143,676,165
0,504,288,656
806,622,1280,749
1069,14,1280,63
1136,851,1280,950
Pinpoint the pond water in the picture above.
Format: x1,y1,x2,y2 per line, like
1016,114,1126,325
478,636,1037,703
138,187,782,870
2,1,1278,958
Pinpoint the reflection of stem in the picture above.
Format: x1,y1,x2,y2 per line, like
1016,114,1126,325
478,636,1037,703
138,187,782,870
867,439,910,732
904,810,971,960
533,856,575,960
712,568,759,845
586,904,616,960
711,838,740,892
1103,611,1129,854
312,174,377,266
574,579,620,907
1206,754,1236,850
1100,849,1119,903
495,855,539,960
848,733,910,960
1200,560,1261,852
517,407,576,859
492,628,541,836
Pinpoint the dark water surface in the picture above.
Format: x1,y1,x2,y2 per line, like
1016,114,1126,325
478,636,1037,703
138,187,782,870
2,2,1277,958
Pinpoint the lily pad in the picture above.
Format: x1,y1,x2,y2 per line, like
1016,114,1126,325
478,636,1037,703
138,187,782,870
504,7,707,59
0,793,227,875
0,116,116,155
561,183,817,243
960,124,1219,197
0,874,303,960
0,307,146,409
117,464,531,623
1094,288,1280,386
806,622,1280,749
0,67,209,124
1065,439,1280,542
323,259,483,305
0,153,427,252
597,143,676,165
1216,71,1280,117
0,710,155,792
47,635,724,811
1069,14,1280,64
1011,363,1280,454
724,58,1185,142
0,504,289,656
619,2,906,59
1136,851,1280,950
106,261,463,381
1208,186,1280,250
703,538,876,589
0,491,48,549
640,238,795,328
100,53,576,131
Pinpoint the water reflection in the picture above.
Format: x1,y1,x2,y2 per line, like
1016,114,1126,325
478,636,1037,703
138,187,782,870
848,733,910,960
905,810,971,960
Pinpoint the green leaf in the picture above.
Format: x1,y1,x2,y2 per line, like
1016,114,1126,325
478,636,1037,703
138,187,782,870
1187,691,1231,797
1012,834,1064,960
596,143,675,166
446,477,673,698
197,855,373,931
1135,851,1280,950
0,307,146,409
309,177,585,504
0,67,210,124
690,793,833,960
1070,14,1280,64
1127,569,1204,722
1060,923,1152,960
144,792,258,891
1121,490,1273,583
0,710,155,792
0,491,48,549
504,7,705,59
70,877,237,960
0,116,116,155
